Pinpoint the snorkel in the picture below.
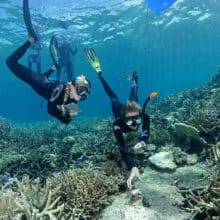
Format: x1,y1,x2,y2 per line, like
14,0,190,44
141,92,158,117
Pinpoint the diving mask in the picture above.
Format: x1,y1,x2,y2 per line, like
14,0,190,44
125,115,142,127
76,86,90,100
74,74,91,100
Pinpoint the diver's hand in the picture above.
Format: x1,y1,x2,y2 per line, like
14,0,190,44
28,36,35,44
52,64,57,71
57,103,81,118
127,167,142,190
133,141,146,154
52,63,61,70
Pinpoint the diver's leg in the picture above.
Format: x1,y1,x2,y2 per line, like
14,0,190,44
28,56,32,71
128,71,139,103
6,41,50,99
66,63,73,81
6,41,34,83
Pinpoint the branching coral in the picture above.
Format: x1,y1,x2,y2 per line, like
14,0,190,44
0,167,125,220
47,168,124,219
207,142,220,165
180,144,220,219
189,107,220,143
0,176,64,219
180,173,220,220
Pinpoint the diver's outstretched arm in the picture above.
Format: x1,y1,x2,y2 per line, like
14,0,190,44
84,47,123,117
84,47,118,100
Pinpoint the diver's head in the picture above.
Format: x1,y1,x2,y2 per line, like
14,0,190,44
121,101,142,129
72,75,91,101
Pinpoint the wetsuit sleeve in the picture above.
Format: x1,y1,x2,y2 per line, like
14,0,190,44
98,75,123,118
140,114,150,141
43,68,54,79
113,121,135,170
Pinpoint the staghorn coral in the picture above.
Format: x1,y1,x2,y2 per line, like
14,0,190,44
206,142,220,167
180,170,220,220
0,176,64,219
47,168,124,219
179,144,220,219
0,168,125,220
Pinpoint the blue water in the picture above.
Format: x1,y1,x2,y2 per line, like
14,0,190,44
0,0,220,122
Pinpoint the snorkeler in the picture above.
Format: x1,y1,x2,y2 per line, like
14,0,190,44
50,21,77,82
84,48,157,190
6,36,91,124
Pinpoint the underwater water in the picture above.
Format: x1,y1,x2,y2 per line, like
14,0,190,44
0,0,220,122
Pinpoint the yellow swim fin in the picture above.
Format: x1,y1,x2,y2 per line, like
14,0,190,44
84,48,102,74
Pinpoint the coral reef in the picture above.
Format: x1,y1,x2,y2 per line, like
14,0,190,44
0,176,64,219
179,168,220,220
145,68,220,154
0,117,121,181
0,68,220,219
0,169,124,219
179,143,220,219
172,122,207,153
48,168,124,219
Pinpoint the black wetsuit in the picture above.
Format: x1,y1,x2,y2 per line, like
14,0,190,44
98,74,150,170
6,40,76,124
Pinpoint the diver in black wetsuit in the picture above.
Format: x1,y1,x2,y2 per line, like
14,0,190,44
6,37,91,124
84,48,157,190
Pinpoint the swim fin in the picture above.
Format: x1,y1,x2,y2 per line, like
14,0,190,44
84,48,102,74
23,0,38,41
50,36,60,68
